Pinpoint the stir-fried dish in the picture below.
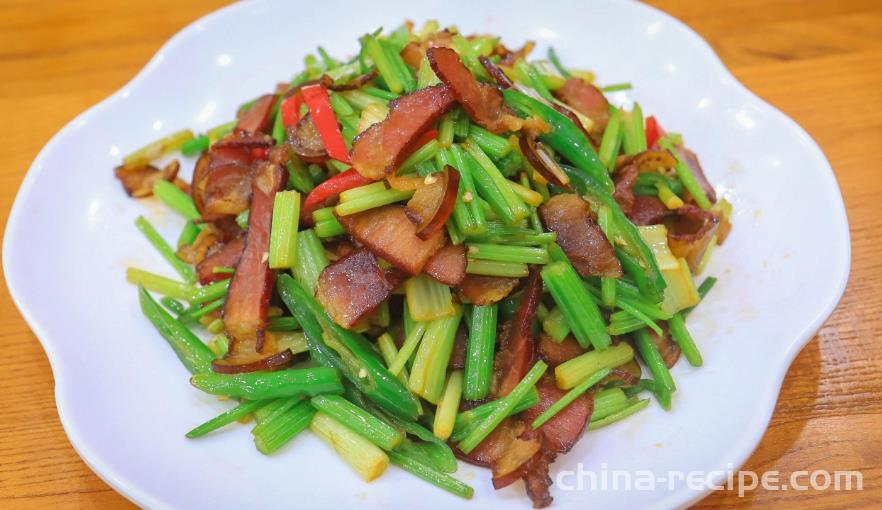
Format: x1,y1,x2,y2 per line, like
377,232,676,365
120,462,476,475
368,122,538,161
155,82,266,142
116,20,732,507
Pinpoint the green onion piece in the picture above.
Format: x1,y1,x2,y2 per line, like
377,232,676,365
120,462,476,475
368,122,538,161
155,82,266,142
542,307,571,342
463,304,497,400
181,134,210,156
458,361,547,454
433,370,463,440
633,328,677,395
599,82,633,93
388,449,474,499
189,279,230,305
532,368,610,429
137,285,215,374
334,188,413,216
541,258,611,350
466,259,529,278
405,274,455,322
547,47,572,78
588,398,650,430
388,322,428,376
311,411,390,481
268,191,301,269
186,399,268,438
450,387,539,443
134,216,196,283
127,268,195,301
409,307,463,404
598,108,623,171
122,129,194,168
658,137,712,210
462,140,529,225
153,180,200,221
177,221,200,249
591,387,630,422
190,367,344,400
311,394,404,450
668,313,702,367
161,296,185,315
179,298,224,321
253,399,315,454
514,58,553,101
467,243,549,265
555,342,634,390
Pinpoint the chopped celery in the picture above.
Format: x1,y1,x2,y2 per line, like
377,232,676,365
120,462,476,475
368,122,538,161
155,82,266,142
465,259,529,278
134,216,196,283
268,191,300,269
588,398,650,430
409,306,463,404
311,412,389,481
555,343,634,390
405,274,455,322
293,229,329,295
660,257,700,314
467,243,549,265
122,129,194,168
433,370,463,440
356,102,389,134
542,307,571,342
638,225,679,271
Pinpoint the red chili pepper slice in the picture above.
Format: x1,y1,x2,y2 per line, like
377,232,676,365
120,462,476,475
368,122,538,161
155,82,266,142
280,93,305,128
645,115,667,150
300,83,351,164
301,168,374,222
251,147,269,160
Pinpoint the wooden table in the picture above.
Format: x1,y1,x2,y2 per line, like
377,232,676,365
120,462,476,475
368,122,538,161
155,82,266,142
1,1,879,507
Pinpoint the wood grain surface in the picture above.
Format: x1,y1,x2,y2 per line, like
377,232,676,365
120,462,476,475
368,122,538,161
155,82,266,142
1,1,879,508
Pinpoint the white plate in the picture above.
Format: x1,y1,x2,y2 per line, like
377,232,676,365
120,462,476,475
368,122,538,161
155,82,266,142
3,0,850,509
